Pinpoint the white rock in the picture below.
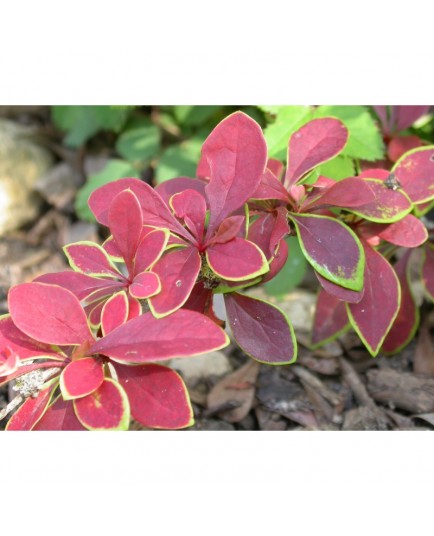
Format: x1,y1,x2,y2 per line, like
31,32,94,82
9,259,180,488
170,351,233,386
0,119,53,236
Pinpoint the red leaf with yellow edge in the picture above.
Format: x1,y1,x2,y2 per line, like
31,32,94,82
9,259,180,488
64,242,122,278
130,271,161,300
206,238,269,281
261,238,289,283
33,397,86,431
73,378,130,431
211,216,246,244
252,169,290,202
382,251,419,354
60,357,104,400
90,309,229,364
108,189,143,274
422,243,434,301
344,178,412,222
392,146,434,204
303,177,376,211
170,189,207,242
148,246,201,317
101,292,129,336
372,215,428,248
311,289,349,347
0,315,60,361
9,283,93,346
116,363,194,429
267,158,284,180
289,213,364,291
347,242,401,356
6,380,57,431
155,176,207,206
284,118,348,188
89,177,190,239
248,208,290,259
199,112,267,235
35,270,121,300
133,228,169,276
224,292,297,364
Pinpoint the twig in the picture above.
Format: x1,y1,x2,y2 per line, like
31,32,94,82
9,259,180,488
0,367,60,422
292,365,341,406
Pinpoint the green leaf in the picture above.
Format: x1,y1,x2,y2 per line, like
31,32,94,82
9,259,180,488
264,237,307,298
173,106,222,126
75,159,140,221
263,106,312,160
303,155,355,184
155,137,204,183
115,117,161,164
314,105,385,161
257,105,285,115
52,106,132,147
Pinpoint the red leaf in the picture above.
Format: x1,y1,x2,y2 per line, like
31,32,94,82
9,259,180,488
90,309,229,363
252,169,290,202
0,347,19,376
9,283,93,346
392,106,431,134
73,378,130,431
303,177,376,211
130,271,161,300
266,158,284,180
199,112,267,235
116,364,194,429
88,177,191,240
6,381,56,431
133,228,169,276
311,289,349,347
33,397,86,431
148,246,201,317
0,316,59,361
206,238,268,281
345,178,412,222
248,208,290,259
347,242,401,356
393,147,434,204
182,281,213,315
211,215,246,244
155,176,207,206
108,189,143,274
375,215,428,247
224,293,297,364
127,295,142,320
60,357,104,400
387,135,424,163
316,272,364,304
34,271,121,300
382,251,419,354
289,213,364,291
422,244,434,301
64,242,122,278
101,291,129,336
261,238,289,283
284,118,348,188
170,189,207,243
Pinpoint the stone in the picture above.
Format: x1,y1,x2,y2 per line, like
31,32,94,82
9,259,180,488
170,351,233,387
0,119,53,236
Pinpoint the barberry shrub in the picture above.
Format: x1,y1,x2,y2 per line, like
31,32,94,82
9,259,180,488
1,110,433,431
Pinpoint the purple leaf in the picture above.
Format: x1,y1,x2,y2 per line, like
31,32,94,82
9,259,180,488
311,289,349,347
225,292,297,364
289,213,364,291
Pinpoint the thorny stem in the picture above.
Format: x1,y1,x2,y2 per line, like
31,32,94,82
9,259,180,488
0,367,60,422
